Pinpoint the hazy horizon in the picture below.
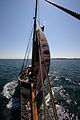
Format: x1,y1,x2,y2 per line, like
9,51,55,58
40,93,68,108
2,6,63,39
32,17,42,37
0,57,80,60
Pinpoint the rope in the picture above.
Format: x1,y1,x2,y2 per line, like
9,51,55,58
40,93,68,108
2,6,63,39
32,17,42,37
25,41,32,68
20,26,33,73
39,47,48,120
37,0,40,26
37,28,58,120
44,61,58,120
38,31,48,120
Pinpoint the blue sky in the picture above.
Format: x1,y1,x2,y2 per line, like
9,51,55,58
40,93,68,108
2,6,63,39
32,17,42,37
0,0,80,59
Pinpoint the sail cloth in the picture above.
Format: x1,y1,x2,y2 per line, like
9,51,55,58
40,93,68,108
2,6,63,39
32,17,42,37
36,26,50,92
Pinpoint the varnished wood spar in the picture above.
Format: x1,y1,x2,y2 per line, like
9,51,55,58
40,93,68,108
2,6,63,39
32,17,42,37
32,0,38,69
31,83,38,120
45,0,80,20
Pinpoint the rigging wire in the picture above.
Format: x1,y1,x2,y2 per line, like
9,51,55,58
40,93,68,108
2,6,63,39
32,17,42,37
44,61,58,120
37,27,58,120
37,0,40,25
38,30,48,120
25,41,32,68
20,26,33,73
19,0,36,74
38,43,48,120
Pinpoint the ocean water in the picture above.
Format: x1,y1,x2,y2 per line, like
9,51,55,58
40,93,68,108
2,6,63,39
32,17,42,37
0,59,80,120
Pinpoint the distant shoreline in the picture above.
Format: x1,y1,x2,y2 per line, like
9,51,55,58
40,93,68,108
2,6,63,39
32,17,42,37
0,58,80,60
51,58,80,60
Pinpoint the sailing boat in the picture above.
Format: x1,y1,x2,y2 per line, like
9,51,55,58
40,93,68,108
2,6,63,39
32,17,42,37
18,0,80,120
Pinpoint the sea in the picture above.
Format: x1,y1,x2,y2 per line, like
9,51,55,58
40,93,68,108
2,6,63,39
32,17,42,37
0,59,80,120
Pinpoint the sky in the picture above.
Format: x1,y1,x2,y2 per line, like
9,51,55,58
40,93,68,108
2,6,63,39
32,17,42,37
0,0,80,59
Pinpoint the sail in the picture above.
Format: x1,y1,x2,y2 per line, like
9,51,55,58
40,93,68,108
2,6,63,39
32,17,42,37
36,26,50,92
32,35,39,77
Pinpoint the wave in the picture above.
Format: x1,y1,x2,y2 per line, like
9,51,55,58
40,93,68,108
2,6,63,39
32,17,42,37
45,85,71,105
42,87,78,120
66,78,80,86
2,80,18,99
56,104,78,120
7,98,20,109
1,78,79,119
1,80,20,109
49,70,80,86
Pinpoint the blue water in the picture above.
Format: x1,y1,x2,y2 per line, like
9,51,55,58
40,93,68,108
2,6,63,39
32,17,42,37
0,59,80,120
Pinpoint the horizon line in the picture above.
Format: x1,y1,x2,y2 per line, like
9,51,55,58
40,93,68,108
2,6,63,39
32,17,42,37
0,57,80,60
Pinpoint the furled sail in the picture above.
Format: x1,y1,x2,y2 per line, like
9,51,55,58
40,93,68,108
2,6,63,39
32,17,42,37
35,26,50,92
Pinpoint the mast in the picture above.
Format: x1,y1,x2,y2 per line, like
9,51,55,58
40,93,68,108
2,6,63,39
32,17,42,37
31,1,38,120
32,0,38,73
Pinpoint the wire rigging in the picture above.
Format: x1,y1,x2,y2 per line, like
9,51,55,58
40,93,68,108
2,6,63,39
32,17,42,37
38,31,48,120
20,26,33,73
37,27,58,120
25,41,32,68
37,0,40,25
